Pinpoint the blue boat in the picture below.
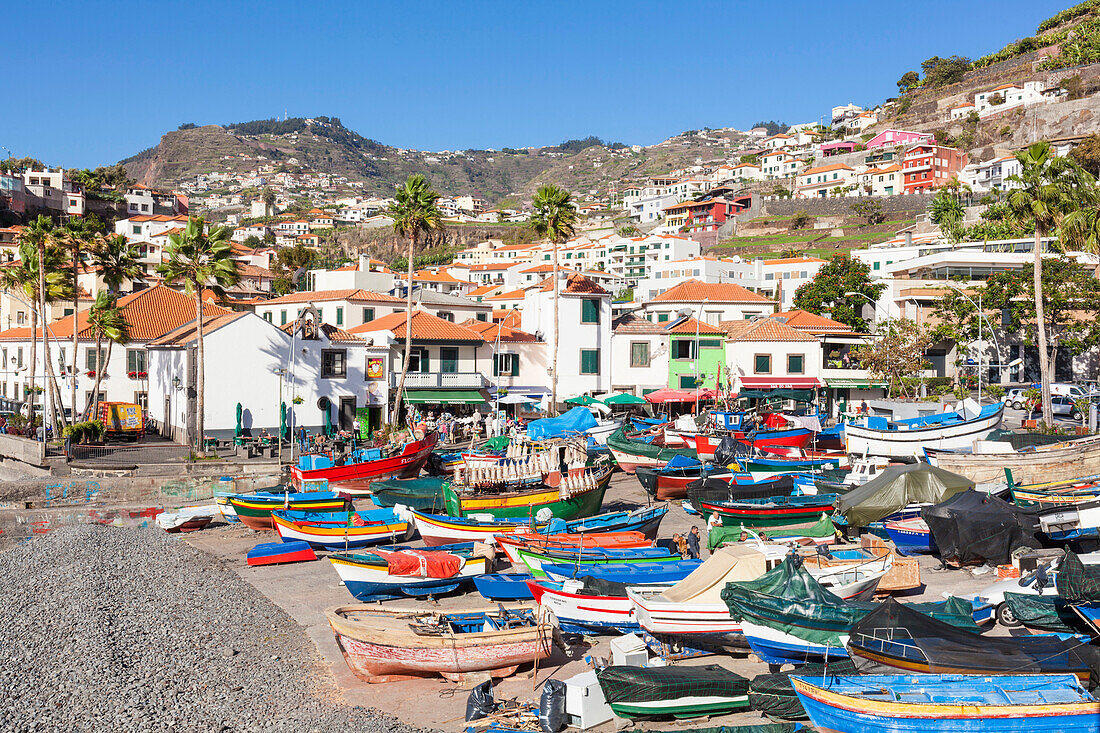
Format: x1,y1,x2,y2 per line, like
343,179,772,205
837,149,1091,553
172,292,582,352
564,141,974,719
543,559,702,584
792,673,1100,733
329,545,493,602
883,517,936,553
474,573,537,601
246,540,317,566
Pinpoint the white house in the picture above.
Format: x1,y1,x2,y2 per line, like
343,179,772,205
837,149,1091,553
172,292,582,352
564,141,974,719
723,317,823,392
858,164,904,197
721,256,827,310
610,314,670,396
960,155,1022,193
460,319,549,403
796,163,856,198
759,151,803,180
642,279,777,324
254,289,408,330
727,163,764,182
974,82,1046,117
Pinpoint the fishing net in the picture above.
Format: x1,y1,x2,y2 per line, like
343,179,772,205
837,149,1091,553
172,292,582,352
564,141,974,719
748,659,858,720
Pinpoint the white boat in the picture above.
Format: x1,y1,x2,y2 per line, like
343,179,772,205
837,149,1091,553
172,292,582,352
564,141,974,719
586,418,623,445
155,504,219,532
526,578,651,633
629,550,890,653
845,400,1004,459
1038,498,1100,539
840,457,891,486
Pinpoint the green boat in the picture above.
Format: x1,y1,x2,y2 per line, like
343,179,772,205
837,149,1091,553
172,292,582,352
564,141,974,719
596,664,749,719
369,476,447,512
512,545,679,577
442,464,613,520
606,427,697,474
707,513,838,551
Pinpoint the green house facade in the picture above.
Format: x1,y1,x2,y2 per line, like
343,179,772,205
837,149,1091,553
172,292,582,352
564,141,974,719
665,317,727,389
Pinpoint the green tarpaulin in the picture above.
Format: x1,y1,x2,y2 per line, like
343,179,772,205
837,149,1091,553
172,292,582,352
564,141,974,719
607,428,697,462
1003,592,1081,633
749,660,859,720
482,435,510,450
738,389,815,402
404,389,487,404
835,463,973,527
708,514,837,551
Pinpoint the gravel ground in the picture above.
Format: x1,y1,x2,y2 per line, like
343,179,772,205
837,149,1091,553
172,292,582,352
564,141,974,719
0,524,430,733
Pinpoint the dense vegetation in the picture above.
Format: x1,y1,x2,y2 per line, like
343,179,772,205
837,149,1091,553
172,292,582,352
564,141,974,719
751,120,787,136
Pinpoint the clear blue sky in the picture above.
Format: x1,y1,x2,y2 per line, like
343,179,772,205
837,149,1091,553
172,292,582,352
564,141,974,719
5,0,1072,168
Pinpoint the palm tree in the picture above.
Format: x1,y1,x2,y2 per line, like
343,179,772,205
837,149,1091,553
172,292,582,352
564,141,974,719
93,234,143,293
55,217,103,422
387,175,442,421
157,217,239,453
1005,142,1088,425
929,190,965,242
83,293,130,420
530,184,578,415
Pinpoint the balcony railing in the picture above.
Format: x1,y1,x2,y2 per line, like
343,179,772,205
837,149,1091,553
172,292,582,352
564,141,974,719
390,372,487,388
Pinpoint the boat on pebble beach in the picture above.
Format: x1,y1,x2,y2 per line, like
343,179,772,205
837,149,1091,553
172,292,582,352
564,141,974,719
271,508,411,549
155,505,219,533
227,491,352,531
409,503,668,546
442,462,614,520
328,545,493,601
325,605,559,683
697,494,838,527
289,432,439,495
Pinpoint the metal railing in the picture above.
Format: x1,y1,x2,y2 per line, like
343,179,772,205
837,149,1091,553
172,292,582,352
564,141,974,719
390,372,487,388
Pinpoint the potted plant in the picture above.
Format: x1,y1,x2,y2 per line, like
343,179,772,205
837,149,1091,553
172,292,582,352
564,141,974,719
138,371,148,379
127,371,137,379
292,396,304,405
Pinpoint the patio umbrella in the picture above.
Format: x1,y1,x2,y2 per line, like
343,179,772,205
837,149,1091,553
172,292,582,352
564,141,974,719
498,394,537,404
602,392,647,406
565,395,603,406
322,404,332,435
235,403,242,438
280,402,287,441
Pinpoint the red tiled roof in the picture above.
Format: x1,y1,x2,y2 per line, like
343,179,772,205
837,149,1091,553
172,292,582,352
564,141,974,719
721,318,816,342
0,285,231,343
278,321,362,342
649,279,774,304
765,256,827,265
492,310,523,327
774,309,857,334
467,284,501,297
259,288,403,305
348,309,485,342
149,312,250,346
538,272,610,295
665,317,725,335
613,313,665,335
460,319,540,342
802,163,854,175
485,289,526,301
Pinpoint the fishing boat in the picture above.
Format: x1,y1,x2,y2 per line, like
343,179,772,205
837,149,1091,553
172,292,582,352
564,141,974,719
1010,473,1100,510
543,559,701,584
846,599,1100,681
246,540,318,566
155,505,219,533
329,545,493,601
698,494,837,527
442,462,614,520
290,431,439,495
526,578,644,633
741,455,845,481
474,573,537,601
635,458,728,501
228,491,351,531
707,514,840,550
515,546,678,578
926,433,1100,485
410,504,668,546
367,476,447,512
844,400,1004,459
325,605,559,683
883,517,936,553
595,664,749,719
690,428,814,462
792,673,1100,733
607,427,697,474
495,532,652,565
271,508,411,549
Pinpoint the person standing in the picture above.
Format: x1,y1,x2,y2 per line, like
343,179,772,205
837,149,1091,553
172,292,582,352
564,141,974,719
472,408,483,439
686,526,701,560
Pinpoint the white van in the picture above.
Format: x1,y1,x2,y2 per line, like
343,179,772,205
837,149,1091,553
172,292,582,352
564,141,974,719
1049,383,1097,400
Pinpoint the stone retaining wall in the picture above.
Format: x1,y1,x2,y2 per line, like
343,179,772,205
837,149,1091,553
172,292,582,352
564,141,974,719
762,193,933,218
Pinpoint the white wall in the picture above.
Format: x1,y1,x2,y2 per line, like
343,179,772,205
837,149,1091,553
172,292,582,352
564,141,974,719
610,332,668,393
522,287,612,398
727,340,823,386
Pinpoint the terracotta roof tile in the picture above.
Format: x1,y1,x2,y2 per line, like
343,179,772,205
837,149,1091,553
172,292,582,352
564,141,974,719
467,284,502,297
721,317,816,342
460,319,540,342
774,309,860,335
485,289,526,301
649,279,774,305
612,313,665,335
348,309,485,342
665,317,726,335
260,288,403,305
537,272,610,295
149,312,250,346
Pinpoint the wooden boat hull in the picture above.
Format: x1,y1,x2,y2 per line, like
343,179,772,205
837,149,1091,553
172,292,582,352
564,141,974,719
847,637,1094,682
742,620,849,665
246,541,318,566
290,432,438,495
845,405,1004,459
411,504,667,546
792,675,1100,733
326,605,556,682
527,581,638,634
883,519,936,553
229,494,350,531
163,516,213,533
516,547,677,577
496,533,651,564
691,429,812,462
443,468,611,520
271,512,411,549
927,434,1100,485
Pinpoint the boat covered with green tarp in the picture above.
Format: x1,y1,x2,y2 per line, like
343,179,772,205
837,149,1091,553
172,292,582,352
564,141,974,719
368,476,447,512
748,659,859,720
595,664,749,719
607,427,697,474
708,514,838,551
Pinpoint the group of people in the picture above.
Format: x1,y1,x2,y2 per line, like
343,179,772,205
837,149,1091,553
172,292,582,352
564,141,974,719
408,408,526,444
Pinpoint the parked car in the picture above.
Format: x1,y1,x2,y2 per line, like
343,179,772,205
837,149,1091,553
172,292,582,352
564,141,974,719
1005,388,1029,410
1029,394,1085,421
978,551,1100,626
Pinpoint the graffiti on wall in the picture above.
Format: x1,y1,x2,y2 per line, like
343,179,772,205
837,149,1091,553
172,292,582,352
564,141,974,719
42,481,101,507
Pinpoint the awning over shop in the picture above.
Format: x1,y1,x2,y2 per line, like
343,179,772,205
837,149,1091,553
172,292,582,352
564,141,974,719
737,376,823,388
738,389,816,402
644,388,717,404
404,389,488,404
824,377,888,388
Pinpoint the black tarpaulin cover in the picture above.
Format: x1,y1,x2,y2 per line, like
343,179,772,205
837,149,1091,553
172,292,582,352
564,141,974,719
850,598,1100,679
577,575,629,597
596,664,748,705
836,463,973,527
687,475,794,508
1057,551,1100,602
922,489,1041,565
748,659,858,720
713,436,750,466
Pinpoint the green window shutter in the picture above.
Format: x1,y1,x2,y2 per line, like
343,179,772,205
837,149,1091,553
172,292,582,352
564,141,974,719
363,307,374,322
420,349,429,373
580,349,599,375
280,310,287,325
754,354,771,374
493,354,500,377
581,298,599,323
86,348,98,371
440,347,458,374
679,375,697,389
788,354,805,374
699,339,721,348
657,313,669,323
336,307,344,326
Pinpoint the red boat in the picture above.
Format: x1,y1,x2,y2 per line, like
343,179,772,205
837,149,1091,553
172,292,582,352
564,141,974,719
290,432,439,496
690,427,812,461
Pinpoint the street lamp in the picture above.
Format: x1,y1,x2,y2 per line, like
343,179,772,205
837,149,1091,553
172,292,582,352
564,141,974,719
941,281,1002,403
845,291,892,398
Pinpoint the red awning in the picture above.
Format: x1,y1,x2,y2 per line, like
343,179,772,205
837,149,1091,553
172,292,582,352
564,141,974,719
737,376,823,388
644,388,717,404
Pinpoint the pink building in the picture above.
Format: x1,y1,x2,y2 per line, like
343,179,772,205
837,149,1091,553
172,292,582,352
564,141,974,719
864,129,934,150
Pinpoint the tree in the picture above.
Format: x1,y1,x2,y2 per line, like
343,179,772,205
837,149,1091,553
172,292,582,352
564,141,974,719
530,184,578,415
850,200,886,225
920,55,972,87
1005,141,1090,424
1070,133,1100,177
751,121,787,136
928,189,965,241
929,284,982,345
54,216,104,423
388,175,442,421
981,257,1100,386
793,254,885,331
156,217,240,454
262,187,276,209
617,224,640,237
790,211,813,230
897,71,920,92
93,234,143,293
849,319,932,398
84,293,130,420
271,243,317,295
243,235,262,248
